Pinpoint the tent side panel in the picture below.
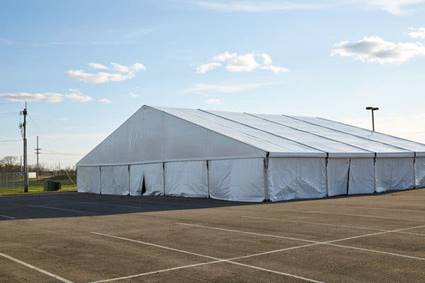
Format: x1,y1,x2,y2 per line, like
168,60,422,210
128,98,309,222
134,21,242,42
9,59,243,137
142,163,164,196
100,165,129,195
209,158,265,202
375,158,414,193
164,161,208,197
77,166,100,194
415,157,425,187
129,165,144,196
327,159,349,196
130,163,164,196
267,157,327,201
348,158,375,195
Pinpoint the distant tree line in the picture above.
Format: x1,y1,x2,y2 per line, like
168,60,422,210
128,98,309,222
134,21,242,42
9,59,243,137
0,155,75,174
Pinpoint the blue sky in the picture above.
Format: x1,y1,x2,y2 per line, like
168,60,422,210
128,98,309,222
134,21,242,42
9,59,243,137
1,0,425,167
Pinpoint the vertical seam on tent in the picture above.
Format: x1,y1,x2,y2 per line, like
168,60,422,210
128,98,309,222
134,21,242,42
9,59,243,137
99,166,102,195
128,164,131,196
206,160,210,198
264,154,270,201
162,162,166,196
325,154,329,197
286,115,413,153
198,109,327,155
346,159,351,195
413,153,417,188
373,154,377,193
248,113,374,155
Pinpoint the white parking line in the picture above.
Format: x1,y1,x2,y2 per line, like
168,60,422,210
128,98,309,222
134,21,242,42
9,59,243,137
0,252,73,283
91,232,324,283
91,232,219,261
177,222,425,261
327,243,425,261
242,215,383,232
242,215,425,237
265,208,416,221
89,260,225,283
332,205,425,214
176,222,317,243
0,214,16,219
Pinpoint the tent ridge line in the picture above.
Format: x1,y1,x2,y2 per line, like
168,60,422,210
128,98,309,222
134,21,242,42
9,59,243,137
288,115,414,153
198,109,326,155
248,113,374,155
317,117,425,149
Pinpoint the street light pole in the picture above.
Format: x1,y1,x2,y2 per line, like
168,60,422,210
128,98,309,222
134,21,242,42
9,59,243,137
365,106,379,132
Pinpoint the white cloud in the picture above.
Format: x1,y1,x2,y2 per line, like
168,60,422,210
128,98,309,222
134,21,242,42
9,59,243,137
225,53,259,72
98,98,112,104
194,0,425,15
129,92,140,98
196,62,222,74
65,90,94,102
261,65,289,74
331,36,425,64
195,1,317,12
364,0,425,15
184,82,274,95
206,98,222,105
0,90,104,103
67,62,146,84
197,51,288,74
408,27,425,39
87,63,109,70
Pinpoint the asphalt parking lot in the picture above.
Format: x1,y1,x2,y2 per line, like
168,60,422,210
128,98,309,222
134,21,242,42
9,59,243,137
0,189,424,282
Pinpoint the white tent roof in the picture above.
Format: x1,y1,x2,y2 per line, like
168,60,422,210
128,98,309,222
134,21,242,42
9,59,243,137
203,110,373,158
294,116,425,157
155,107,324,157
254,114,415,158
78,106,424,166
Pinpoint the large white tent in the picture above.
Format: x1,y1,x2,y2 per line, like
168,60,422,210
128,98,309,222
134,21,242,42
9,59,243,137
77,106,425,202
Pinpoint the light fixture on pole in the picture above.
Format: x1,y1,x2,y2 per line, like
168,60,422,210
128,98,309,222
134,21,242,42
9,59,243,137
365,106,379,132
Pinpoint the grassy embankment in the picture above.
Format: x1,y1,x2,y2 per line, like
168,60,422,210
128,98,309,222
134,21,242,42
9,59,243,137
0,174,76,196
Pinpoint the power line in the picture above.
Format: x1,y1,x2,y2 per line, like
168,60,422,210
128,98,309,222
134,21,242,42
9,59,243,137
0,111,18,115
42,151,82,156
0,139,20,143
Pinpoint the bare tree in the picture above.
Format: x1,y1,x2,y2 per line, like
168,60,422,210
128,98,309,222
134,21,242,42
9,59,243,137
0,156,18,167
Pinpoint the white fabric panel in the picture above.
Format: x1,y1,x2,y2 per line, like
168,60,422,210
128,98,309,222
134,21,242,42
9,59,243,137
255,114,412,156
100,165,129,195
78,106,266,166
348,158,375,195
77,166,100,193
267,158,327,201
164,161,208,197
375,158,415,192
415,157,425,187
295,116,425,154
327,159,349,196
207,110,371,158
129,163,164,196
157,107,324,157
209,158,265,202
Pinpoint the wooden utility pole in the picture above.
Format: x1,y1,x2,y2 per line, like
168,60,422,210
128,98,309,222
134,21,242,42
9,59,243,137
20,102,28,192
